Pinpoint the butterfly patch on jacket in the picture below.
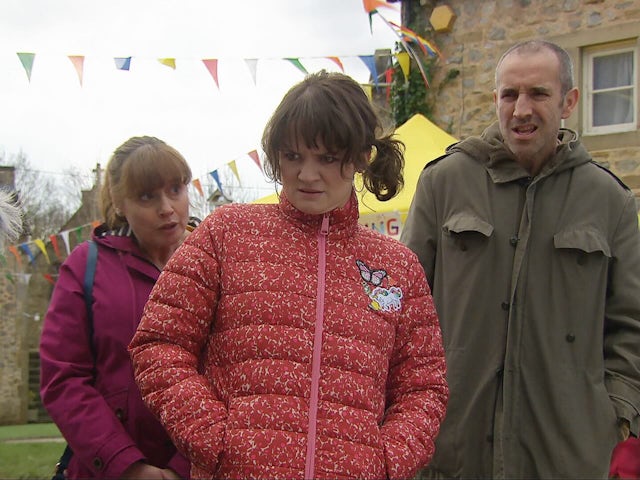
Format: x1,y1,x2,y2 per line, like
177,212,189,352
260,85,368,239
355,259,403,312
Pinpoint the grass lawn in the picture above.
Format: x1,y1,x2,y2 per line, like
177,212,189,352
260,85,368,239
0,423,64,479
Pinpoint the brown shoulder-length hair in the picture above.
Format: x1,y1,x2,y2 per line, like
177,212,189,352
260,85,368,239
100,136,192,229
261,70,404,201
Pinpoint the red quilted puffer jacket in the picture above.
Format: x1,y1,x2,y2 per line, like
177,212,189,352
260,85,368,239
130,191,448,480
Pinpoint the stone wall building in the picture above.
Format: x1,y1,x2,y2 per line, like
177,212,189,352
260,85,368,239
0,165,100,424
408,0,639,194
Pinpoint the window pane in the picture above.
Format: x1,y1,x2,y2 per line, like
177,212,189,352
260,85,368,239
593,90,634,126
593,52,633,89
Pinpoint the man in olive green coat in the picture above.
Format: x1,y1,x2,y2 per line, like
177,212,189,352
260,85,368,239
402,40,640,479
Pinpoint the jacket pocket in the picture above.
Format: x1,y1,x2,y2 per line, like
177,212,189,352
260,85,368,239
442,212,493,254
553,227,611,257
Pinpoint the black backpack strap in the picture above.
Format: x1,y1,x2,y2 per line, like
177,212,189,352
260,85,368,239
83,240,98,344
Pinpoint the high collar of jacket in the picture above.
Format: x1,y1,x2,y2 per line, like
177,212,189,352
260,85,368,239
92,223,146,257
277,188,359,238
448,121,592,184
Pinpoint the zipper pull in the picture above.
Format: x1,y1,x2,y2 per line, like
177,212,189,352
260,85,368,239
320,213,330,236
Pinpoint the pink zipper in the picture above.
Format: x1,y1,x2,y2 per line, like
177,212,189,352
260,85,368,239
305,213,330,479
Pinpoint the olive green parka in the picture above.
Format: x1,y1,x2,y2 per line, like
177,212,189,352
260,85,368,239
402,122,640,479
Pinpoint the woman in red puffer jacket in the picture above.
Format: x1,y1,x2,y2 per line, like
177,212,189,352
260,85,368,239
130,71,449,480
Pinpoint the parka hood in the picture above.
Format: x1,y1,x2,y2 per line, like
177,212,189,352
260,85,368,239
445,121,592,184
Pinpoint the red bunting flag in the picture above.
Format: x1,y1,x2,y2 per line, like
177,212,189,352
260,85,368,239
68,55,84,86
49,234,61,259
247,150,261,171
202,59,220,89
43,273,55,285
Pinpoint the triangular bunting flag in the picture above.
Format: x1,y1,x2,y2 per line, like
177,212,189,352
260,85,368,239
34,239,50,264
74,225,83,244
192,178,204,197
43,273,56,285
244,59,258,85
327,57,344,72
68,56,84,86
8,245,22,266
114,57,132,71
285,58,308,75
49,234,61,259
228,160,241,183
396,51,410,80
5,272,15,284
91,220,101,229
19,243,36,264
17,52,35,82
359,55,379,87
247,150,261,171
209,170,224,197
158,58,176,69
362,0,396,13
202,59,220,89
60,231,71,255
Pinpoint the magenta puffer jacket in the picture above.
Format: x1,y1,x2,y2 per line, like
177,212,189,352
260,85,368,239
40,227,190,479
130,192,448,480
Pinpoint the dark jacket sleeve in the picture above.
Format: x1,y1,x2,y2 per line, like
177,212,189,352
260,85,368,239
604,193,640,435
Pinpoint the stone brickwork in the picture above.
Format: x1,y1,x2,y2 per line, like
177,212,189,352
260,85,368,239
0,163,100,424
421,0,640,191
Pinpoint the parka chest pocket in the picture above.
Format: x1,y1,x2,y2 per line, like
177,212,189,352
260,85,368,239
442,212,494,253
553,227,611,270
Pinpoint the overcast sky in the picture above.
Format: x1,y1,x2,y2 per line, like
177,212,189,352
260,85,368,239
0,0,401,199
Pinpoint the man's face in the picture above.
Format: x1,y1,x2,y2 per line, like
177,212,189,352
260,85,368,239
494,48,578,174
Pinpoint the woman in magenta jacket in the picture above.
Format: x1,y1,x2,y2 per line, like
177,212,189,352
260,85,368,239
130,71,449,480
40,137,193,479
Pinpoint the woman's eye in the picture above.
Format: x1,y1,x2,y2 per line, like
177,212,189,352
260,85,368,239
139,192,153,201
323,155,338,163
282,151,299,161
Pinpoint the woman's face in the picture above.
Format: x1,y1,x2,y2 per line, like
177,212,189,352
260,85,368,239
119,180,189,255
279,139,356,215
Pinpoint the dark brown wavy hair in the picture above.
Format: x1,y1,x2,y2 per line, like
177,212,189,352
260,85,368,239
261,70,404,201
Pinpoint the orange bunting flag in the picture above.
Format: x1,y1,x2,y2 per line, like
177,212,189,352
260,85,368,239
91,220,101,229
34,239,50,264
192,178,204,197
362,0,395,13
68,56,84,86
43,273,56,286
8,245,22,266
247,150,261,171
158,58,176,69
327,57,344,72
202,59,220,89
49,234,61,259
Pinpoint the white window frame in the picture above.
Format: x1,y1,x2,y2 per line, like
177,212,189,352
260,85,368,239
582,41,637,135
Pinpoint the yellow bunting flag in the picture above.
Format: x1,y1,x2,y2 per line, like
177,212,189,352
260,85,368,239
34,239,50,264
158,58,176,69
228,160,240,183
396,52,410,80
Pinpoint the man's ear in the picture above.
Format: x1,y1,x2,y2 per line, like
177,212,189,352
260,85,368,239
562,87,579,119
